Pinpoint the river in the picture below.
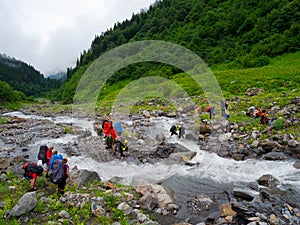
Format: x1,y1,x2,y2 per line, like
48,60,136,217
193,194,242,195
2,111,300,222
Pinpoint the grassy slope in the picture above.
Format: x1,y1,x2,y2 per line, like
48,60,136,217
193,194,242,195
213,52,300,139
96,51,299,139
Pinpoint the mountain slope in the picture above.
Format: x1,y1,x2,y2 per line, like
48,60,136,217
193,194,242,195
0,54,61,97
60,0,300,103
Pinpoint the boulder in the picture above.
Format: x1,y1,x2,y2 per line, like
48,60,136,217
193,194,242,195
250,140,260,148
233,188,255,201
262,152,286,161
261,140,276,152
74,169,101,187
257,174,279,188
220,203,237,217
0,158,10,170
293,161,300,169
287,140,300,159
10,192,37,217
135,183,174,208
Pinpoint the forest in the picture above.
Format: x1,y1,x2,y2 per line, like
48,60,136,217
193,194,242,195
0,54,61,104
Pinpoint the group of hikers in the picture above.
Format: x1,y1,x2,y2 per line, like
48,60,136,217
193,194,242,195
194,100,230,120
194,100,271,126
23,145,69,194
246,106,270,125
102,115,128,160
169,123,185,138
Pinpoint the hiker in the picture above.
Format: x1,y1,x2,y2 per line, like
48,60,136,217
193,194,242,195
194,106,201,117
220,100,227,116
49,150,63,169
57,158,70,194
115,121,123,137
49,156,69,194
37,145,48,165
206,106,215,120
109,128,119,154
246,106,257,117
220,100,229,118
178,123,185,138
45,146,54,177
116,139,128,160
22,162,44,191
255,107,263,118
102,115,113,137
170,125,179,137
259,109,269,125
201,119,208,125
101,116,119,153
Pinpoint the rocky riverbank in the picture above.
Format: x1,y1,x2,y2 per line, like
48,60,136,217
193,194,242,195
0,97,300,224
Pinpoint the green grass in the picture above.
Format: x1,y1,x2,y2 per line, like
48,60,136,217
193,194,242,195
0,171,145,225
95,51,299,107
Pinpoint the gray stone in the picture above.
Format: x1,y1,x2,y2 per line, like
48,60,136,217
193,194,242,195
138,193,158,210
262,152,286,161
250,140,260,148
218,133,232,142
117,202,132,215
58,210,71,219
137,213,148,222
288,140,299,148
233,188,255,201
91,201,106,216
293,161,300,169
10,192,37,217
0,201,5,208
75,169,101,187
257,174,279,188
261,140,276,151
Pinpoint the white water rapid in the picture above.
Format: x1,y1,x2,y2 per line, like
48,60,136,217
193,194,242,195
2,112,300,191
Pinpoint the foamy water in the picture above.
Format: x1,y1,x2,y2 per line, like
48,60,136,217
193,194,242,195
2,111,300,191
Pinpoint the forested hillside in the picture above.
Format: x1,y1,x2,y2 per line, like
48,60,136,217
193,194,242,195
0,54,61,97
58,0,300,103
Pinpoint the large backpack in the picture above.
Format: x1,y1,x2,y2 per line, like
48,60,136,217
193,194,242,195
38,145,48,164
23,162,44,178
170,125,176,132
49,154,63,168
49,159,65,184
116,140,128,153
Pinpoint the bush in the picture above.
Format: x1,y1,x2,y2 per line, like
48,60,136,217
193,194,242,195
235,54,270,68
273,118,284,130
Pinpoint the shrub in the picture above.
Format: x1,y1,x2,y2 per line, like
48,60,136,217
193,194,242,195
273,118,284,130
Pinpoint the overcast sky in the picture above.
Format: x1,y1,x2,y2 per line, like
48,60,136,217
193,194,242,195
0,0,155,75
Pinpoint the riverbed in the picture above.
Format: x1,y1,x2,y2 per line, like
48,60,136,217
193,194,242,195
1,111,300,224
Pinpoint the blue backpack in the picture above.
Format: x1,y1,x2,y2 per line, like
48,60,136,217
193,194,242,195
49,154,63,168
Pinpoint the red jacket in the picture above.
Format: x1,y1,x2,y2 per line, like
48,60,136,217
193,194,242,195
103,121,112,136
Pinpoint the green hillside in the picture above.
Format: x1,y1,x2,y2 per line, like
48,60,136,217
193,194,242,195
57,0,300,103
0,54,61,97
